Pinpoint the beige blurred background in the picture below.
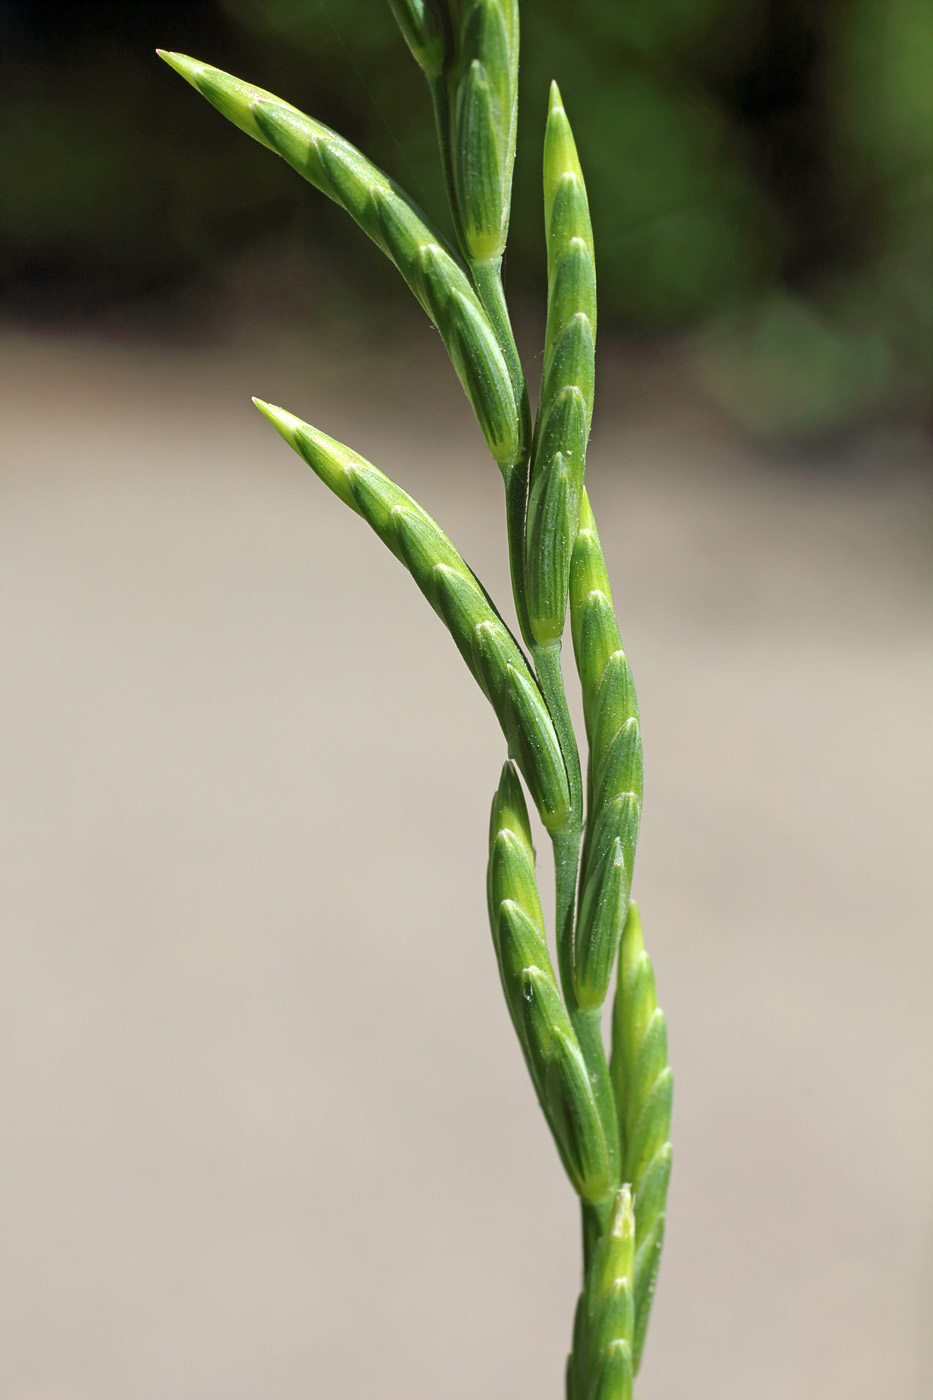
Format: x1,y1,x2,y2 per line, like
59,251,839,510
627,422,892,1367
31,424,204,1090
3,1,933,1395
2,316,931,1399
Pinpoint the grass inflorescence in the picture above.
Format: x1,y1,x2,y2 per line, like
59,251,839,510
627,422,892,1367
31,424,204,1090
160,6,672,1393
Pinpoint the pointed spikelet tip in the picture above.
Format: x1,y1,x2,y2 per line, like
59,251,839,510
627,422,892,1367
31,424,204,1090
252,398,304,446
156,51,209,87
252,402,357,506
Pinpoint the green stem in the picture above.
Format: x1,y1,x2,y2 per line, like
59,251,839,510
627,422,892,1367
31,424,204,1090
502,460,533,649
471,257,529,442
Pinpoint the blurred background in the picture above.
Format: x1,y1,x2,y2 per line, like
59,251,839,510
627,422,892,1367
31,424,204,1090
2,0,932,433
1,2,931,1398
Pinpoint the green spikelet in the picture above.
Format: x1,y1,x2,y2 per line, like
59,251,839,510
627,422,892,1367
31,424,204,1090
568,492,642,1010
488,764,612,1204
569,493,625,731
566,1186,635,1400
591,1342,635,1400
523,451,572,647
610,903,672,1374
157,51,520,468
254,400,570,833
574,838,628,1011
542,84,597,395
451,0,519,264
525,85,597,646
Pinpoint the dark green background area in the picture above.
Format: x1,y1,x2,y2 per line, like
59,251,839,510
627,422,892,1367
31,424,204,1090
1,0,929,435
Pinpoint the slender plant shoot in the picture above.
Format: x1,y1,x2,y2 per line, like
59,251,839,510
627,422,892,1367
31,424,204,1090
159,5,672,1393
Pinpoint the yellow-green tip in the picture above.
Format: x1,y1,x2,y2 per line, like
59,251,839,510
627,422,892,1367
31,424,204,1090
156,50,285,149
252,399,357,509
543,79,584,223
252,397,303,447
156,50,209,87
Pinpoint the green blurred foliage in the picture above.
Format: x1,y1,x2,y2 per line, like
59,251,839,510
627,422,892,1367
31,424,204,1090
693,295,893,437
834,0,933,175
218,0,781,324
0,55,282,253
824,0,933,401
0,35,301,309
221,0,398,49
1,0,929,435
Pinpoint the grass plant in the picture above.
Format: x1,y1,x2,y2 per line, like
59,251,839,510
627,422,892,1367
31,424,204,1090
159,5,671,1392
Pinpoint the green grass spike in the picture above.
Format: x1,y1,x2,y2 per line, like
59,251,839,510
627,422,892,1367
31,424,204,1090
610,903,672,1373
160,14,674,1389
488,765,612,1204
525,85,597,647
254,400,570,833
157,51,520,469
543,83,597,388
451,0,519,265
567,1186,635,1400
568,491,643,1009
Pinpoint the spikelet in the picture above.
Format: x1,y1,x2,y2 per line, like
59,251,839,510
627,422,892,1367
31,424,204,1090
450,1,520,264
487,764,612,1203
525,85,597,646
567,1186,635,1400
254,401,571,834
610,904,672,1374
568,493,642,1009
157,52,520,468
